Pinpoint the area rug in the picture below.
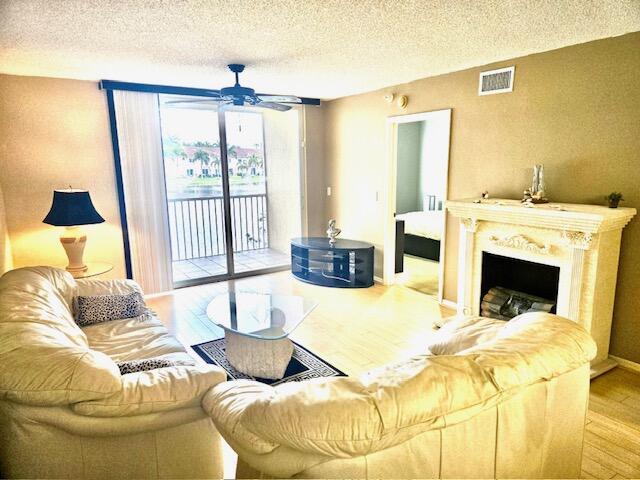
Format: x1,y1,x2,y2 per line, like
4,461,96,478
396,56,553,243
191,337,346,386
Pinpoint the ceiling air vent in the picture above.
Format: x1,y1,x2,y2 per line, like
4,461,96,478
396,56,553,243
478,66,515,96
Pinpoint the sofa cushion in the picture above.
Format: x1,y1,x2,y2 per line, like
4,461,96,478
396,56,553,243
0,267,86,347
72,365,226,417
427,315,506,355
76,277,142,297
461,312,598,388
202,380,279,454
0,321,122,405
82,312,189,363
0,267,124,405
74,291,146,326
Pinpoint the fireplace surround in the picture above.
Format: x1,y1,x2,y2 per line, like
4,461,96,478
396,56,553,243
447,198,636,376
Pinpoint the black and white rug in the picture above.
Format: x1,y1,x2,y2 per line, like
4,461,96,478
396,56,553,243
191,337,346,386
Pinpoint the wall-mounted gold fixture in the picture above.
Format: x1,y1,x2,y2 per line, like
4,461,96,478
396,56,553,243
397,95,408,109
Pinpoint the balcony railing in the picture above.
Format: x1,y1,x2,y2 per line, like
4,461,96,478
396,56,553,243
167,194,268,261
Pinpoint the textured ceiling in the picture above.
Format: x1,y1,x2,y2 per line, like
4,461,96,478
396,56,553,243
1,0,639,99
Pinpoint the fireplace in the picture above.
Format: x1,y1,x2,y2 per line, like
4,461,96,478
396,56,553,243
480,252,559,320
446,198,636,376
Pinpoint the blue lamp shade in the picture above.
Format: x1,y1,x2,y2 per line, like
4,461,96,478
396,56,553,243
43,190,105,227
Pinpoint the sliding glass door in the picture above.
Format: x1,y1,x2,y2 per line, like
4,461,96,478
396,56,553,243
158,96,299,287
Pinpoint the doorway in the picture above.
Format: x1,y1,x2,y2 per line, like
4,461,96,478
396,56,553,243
383,109,452,301
158,96,301,287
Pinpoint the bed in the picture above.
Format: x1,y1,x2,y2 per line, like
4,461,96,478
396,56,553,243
395,195,443,270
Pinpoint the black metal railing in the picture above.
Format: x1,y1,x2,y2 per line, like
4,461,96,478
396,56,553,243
167,194,268,261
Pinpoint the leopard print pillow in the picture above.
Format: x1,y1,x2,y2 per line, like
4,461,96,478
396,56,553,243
117,357,193,375
74,291,146,326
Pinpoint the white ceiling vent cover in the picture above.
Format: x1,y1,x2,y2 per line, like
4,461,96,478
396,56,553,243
478,66,515,95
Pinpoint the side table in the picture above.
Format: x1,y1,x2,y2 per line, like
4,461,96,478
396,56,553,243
57,262,114,279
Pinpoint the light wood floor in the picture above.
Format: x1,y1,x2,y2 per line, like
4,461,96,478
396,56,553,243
147,270,640,479
395,254,440,297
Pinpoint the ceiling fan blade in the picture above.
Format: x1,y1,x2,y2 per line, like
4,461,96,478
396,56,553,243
256,93,321,106
254,102,292,112
164,98,223,105
164,99,232,111
257,94,301,104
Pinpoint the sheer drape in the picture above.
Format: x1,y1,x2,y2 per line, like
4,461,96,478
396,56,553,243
113,91,172,293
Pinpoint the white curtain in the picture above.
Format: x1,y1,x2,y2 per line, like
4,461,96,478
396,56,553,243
113,91,172,293
0,182,13,274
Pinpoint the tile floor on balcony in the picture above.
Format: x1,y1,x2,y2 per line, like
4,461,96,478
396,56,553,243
172,248,290,283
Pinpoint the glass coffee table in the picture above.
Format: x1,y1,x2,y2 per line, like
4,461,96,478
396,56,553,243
206,291,318,380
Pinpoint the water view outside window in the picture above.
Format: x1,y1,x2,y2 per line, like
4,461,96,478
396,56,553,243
160,108,266,199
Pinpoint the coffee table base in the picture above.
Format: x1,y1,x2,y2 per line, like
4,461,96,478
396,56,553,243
225,330,294,380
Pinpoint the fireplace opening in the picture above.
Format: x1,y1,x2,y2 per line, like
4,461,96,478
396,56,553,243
480,252,560,320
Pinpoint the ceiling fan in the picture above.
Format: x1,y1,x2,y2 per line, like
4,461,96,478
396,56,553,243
165,64,320,111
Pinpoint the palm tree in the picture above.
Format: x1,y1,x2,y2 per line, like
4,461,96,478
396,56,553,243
210,155,221,177
193,140,216,148
226,145,238,176
163,137,185,163
191,149,211,176
246,154,262,176
236,157,249,177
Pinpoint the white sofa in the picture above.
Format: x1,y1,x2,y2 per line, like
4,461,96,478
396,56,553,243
0,267,226,479
203,312,597,479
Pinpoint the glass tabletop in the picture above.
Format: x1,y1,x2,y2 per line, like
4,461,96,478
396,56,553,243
205,291,318,340
58,262,114,279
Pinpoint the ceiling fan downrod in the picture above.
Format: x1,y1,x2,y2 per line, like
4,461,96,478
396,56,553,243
228,64,245,86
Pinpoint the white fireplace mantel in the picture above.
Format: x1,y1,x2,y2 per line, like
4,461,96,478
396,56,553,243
446,198,636,377
447,198,635,233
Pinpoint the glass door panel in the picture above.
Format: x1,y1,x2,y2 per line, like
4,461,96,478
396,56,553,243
224,109,296,274
159,96,229,285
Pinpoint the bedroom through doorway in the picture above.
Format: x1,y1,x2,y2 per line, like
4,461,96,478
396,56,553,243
384,110,451,300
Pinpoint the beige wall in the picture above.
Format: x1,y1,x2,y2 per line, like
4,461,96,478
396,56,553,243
0,182,13,274
321,32,640,362
0,75,126,279
263,108,302,253
303,105,326,236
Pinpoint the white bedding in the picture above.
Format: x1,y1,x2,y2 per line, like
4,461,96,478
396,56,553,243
396,210,443,241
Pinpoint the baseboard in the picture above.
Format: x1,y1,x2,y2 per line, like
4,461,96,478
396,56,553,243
374,275,384,284
609,355,640,374
590,358,618,378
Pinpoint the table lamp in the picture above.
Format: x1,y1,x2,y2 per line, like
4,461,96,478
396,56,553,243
43,189,105,273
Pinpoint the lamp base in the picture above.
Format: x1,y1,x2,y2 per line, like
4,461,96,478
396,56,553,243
60,227,88,273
